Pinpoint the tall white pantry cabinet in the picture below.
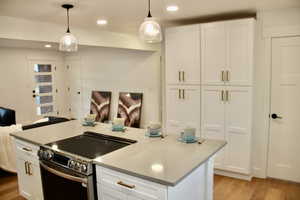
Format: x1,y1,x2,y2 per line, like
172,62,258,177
165,18,255,176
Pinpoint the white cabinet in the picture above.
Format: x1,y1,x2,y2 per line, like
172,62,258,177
96,159,213,200
201,18,254,86
165,25,200,85
14,139,43,200
201,86,252,174
165,85,201,136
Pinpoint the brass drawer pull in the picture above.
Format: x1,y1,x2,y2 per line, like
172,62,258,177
221,70,225,82
226,90,229,101
182,71,185,82
22,147,32,152
178,89,181,99
221,90,224,101
226,70,230,82
178,71,181,82
182,89,185,99
117,181,135,189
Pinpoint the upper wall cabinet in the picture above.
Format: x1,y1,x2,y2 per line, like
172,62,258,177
165,25,201,85
201,19,254,86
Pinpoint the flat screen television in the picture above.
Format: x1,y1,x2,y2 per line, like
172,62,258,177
0,107,16,126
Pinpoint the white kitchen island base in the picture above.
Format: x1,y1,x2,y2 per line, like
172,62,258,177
96,157,214,200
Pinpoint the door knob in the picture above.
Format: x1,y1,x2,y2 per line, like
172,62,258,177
271,113,282,119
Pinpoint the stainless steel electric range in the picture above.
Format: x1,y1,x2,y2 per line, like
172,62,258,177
38,131,137,200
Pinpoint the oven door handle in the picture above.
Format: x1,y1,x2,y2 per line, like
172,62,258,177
40,162,87,184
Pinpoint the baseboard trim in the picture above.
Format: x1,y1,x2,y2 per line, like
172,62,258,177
214,169,253,181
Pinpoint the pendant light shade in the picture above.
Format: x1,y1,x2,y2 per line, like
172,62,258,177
59,4,78,52
139,0,162,43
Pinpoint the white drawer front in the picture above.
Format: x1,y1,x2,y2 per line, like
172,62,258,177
96,166,167,200
15,139,39,165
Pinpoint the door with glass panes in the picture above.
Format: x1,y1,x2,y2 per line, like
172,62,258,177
28,60,57,121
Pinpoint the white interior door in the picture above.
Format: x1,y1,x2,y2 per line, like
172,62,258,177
65,57,82,119
201,22,226,85
27,60,57,121
268,36,300,183
201,86,225,168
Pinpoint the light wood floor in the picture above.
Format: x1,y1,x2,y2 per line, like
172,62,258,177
1,170,300,200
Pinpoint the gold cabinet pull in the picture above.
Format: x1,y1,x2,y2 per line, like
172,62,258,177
22,147,32,152
182,89,185,99
226,71,230,82
221,71,225,82
178,89,181,99
117,181,135,189
24,161,28,175
221,90,224,101
28,162,32,176
179,71,181,82
182,71,185,82
226,90,229,101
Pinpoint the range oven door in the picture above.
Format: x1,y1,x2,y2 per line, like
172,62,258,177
40,161,95,200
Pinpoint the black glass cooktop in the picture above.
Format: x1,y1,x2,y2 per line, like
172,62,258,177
46,132,136,159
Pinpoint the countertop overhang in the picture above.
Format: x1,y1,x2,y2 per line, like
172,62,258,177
11,120,226,186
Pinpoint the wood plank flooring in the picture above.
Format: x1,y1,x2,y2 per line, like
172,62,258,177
1,170,300,200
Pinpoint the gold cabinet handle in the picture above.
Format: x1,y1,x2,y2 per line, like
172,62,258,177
226,71,230,82
221,90,224,101
28,162,32,176
22,147,32,152
226,90,229,102
178,89,181,99
117,181,135,189
179,71,181,82
182,71,185,82
182,89,185,99
25,161,28,175
221,71,225,82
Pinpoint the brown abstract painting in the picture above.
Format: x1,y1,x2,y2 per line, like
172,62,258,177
117,92,143,128
90,91,111,123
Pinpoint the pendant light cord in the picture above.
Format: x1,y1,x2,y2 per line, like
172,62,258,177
67,8,70,33
147,0,152,18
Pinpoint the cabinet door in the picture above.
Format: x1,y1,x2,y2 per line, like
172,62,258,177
201,22,226,85
16,158,32,199
165,25,200,85
30,163,44,200
166,86,201,136
224,87,252,174
226,19,254,86
201,86,226,168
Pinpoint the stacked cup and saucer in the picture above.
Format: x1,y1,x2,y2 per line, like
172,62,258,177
177,127,199,143
145,122,162,138
82,114,97,127
112,117,126,132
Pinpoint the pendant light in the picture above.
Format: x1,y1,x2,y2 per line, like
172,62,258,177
59,4,78,52
139,0,162,43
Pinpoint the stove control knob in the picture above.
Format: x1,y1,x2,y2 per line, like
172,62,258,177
38,150,44,158
75,162,81,170
69,160,76,168
44,150,53,160
81,164,88,173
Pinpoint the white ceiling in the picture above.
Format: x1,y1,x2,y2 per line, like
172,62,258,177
0,0,299,33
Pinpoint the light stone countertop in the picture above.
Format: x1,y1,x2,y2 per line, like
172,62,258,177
11,120,226,186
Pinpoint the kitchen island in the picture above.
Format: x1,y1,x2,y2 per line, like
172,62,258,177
11,120,226,200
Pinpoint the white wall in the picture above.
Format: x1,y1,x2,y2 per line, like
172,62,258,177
66,47,161,128
0,47,68,124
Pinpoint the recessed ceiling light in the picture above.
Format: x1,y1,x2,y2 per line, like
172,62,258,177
44,44,52,48
97,19,108,25
166,5,179,12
